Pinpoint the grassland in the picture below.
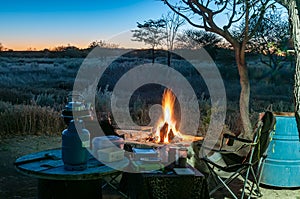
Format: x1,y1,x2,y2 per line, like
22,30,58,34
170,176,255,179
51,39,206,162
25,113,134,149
0,48,295,138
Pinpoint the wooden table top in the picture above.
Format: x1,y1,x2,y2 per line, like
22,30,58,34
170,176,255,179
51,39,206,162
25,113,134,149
15,148,129,181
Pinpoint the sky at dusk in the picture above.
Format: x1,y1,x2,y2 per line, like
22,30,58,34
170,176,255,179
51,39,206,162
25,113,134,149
0,0,171,50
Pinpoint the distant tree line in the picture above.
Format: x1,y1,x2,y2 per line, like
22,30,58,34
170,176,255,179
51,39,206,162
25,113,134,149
0,40,119,53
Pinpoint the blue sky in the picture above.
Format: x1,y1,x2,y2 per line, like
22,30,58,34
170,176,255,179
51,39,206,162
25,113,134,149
0,0,170,50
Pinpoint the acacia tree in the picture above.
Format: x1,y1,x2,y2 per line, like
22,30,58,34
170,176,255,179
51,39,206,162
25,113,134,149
176,29,221,49
275,0,300,137
131,19,166,63
177,29,221,58
176,29,221,60
163,0,277,138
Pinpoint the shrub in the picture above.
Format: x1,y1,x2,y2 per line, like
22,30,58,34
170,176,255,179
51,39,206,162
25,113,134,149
34,93,55,107
0,101,65,138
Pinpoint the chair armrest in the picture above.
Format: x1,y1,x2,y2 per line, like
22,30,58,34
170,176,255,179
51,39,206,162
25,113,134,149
194,133,254,157
223,134,252,144
196,142,245,155
217,133,254,154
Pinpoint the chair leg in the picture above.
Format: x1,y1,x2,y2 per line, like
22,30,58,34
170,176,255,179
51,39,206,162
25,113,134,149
207,166,240,199
241,166,252,199
102,172,120,189
206,166,223,195
208,172,239,199
248,158,266,198
248,166,262,199
257,158,266,186
205,163,238,194
217,175,239,199
102,172,129,199
209,168,220,187
206,165,229,196
204,162,258,199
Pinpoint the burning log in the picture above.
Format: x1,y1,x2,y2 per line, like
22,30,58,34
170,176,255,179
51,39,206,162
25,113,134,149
158,122,176,143
159,123,168,143
168,128,175,142
158,122,182,143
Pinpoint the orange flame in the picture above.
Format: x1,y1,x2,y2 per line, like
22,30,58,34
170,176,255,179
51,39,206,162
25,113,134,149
155,89,182,143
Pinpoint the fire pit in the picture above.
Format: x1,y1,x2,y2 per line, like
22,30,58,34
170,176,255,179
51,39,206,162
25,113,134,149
116,89,203,148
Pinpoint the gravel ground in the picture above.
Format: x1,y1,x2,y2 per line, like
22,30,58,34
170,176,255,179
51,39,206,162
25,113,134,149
0,135,299,199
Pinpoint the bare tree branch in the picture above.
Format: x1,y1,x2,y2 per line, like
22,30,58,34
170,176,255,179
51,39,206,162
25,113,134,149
213,0,229,15
224,0,239,30
248,2,276,39
163,0,205,28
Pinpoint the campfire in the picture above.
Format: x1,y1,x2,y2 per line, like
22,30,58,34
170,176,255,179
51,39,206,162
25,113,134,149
154,89,183,144
116,88,203,146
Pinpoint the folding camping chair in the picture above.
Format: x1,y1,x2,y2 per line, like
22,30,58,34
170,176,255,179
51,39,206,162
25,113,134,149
102,171,128,198
200,111,276,199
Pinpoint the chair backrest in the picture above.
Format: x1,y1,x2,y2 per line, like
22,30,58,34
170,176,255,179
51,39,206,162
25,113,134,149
247,111,276,164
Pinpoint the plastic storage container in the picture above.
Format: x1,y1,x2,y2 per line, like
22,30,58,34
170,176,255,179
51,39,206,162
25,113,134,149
92,136,124,161
97,147,125,162
260,113,300,187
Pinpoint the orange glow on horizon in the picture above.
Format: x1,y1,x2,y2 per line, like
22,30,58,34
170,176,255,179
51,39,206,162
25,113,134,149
2,36,146,51
2,41,91,51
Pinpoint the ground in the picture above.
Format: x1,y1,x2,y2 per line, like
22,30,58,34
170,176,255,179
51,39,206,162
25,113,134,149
0,135,300,199
0,135,123,199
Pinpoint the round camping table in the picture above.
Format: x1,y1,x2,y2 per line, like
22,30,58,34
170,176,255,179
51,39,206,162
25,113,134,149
14,148,128,199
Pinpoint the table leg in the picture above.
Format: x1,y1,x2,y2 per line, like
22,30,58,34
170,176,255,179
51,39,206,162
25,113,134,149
38,179,102,199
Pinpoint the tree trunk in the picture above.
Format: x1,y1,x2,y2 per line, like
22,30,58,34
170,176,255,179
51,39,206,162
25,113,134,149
167,50,171,66
151,47,155,64
234,46,253,139
289,0,300,139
